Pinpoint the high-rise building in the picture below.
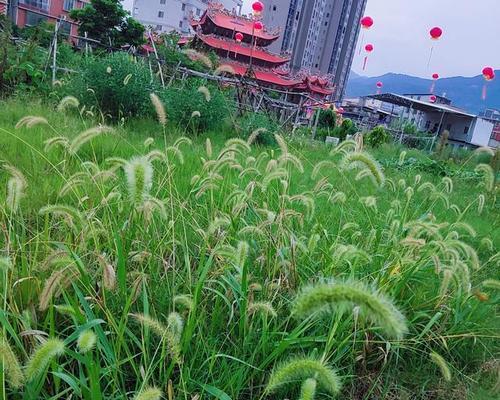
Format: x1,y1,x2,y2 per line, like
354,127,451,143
132,0,243,35
7,0,85,39
263,0,367,100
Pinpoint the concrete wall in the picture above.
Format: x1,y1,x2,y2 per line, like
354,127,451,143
470,118,494,147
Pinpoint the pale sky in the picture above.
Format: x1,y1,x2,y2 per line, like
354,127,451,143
125,0,500,79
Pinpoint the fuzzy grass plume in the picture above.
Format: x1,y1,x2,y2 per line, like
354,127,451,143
77,329,97,353
474,164,495,192
69,126,114,154
57,96,80,112
293,280,407,339
340,151,385,187
0,332,24,388
124,157,154,205
134,386,163,400
25,338,65,381
197,86,211,102
430,351,452,382
150,93,167,126
15,116,48,129
266,356,341,396
300,378,317,400
4,164,27,212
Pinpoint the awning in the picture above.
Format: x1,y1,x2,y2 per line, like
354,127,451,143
367,93,475,117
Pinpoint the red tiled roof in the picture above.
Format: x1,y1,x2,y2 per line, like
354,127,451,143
197,34,290,66
225,63,301,87
206,11,279,41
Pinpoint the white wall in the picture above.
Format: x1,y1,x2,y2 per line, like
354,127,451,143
470,118,494,147
133,0,242,34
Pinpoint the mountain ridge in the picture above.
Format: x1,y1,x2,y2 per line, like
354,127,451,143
346,70,500,114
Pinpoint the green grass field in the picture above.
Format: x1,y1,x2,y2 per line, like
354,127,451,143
0,98,499,399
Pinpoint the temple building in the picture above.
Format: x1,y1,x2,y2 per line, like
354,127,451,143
189,3,334,99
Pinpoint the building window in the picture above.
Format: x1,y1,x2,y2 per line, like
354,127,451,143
60,20,72,36
179,20,183,28
156,24,163,31
158,11,164,18
196,8,201,16
181,3,185,11
63,0,74,11
21,0,49,11
25,10,48,26
160,0,166,3
464,126,469,134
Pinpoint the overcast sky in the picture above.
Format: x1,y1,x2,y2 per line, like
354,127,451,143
125,0,499,79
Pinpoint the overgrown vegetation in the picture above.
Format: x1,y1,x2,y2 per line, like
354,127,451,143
0,99,498,399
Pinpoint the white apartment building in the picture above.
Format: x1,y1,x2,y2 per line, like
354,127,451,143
132,0,242,35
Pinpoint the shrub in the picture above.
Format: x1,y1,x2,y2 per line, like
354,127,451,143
238,112,279,146
160,79,231,134
366,125,391,148
318,108,337,129
63,52,160,119
331,118,357,141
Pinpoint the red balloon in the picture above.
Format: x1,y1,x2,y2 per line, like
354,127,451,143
376,81,383,88
483,66,495,80
430,27,443,40
430,95,437,103
235,32,244,42
365,44,374,52
360,16,374,29
432,73,439,80
254,21,263,31
252,1,264,14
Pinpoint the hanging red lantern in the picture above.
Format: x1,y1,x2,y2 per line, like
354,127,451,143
252,1,264,16
429,95,437,103
365,44,374,52
430,27,443,40
481,67,495,100
360,16,374,29
429,73,439,93
376,81,383,88
483,66,495,80
254,21,263,31
235,32,244,42
432,73,439,80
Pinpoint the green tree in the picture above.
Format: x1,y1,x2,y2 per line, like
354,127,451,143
70,0,145,47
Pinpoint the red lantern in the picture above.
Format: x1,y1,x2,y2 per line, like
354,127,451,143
235,32,243,42
483,66,494,80
365,44,374,53
432,73,439,80
376,81,383,88
360,16,374,29
338,107,345,114
430,27,443,40
254,21,263,31
429,95,437,103
252,1,264,16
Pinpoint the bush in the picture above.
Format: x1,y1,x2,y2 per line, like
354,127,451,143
318,108,337,129
366,125,391,148
238,112,279,146
160,79,232,134
63,52,160,119
331,118,357,141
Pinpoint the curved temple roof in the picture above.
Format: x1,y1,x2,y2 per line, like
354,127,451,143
196,34,290,66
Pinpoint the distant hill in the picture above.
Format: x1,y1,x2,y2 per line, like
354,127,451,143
346,70,500,114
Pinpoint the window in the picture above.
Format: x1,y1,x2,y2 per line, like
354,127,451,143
273,5,276,11
25,10,48,26
156,24,163,31
196,8,201,16
464,126,469,134
179,21,183,28
60,20,72,36
158,11,164,17
63,0,74,11
181,3,185,10
21,0,49,11
324,21,328,26
160,0,166,3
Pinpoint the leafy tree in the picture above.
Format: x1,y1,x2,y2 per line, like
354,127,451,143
70,0,145,47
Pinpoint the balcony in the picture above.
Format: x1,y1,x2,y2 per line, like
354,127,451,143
19,0,50,12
